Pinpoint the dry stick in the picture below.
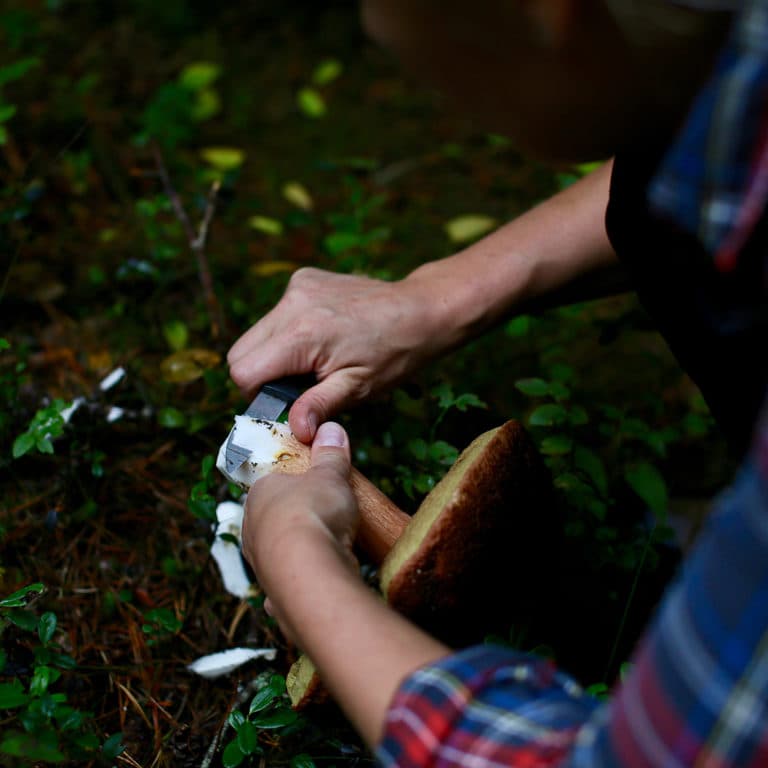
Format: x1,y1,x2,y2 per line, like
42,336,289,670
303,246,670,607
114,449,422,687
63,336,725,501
152,144,224,340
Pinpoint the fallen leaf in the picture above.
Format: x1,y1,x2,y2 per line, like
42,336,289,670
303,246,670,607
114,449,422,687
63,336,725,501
250,261,297,277
200,147,245,171
311,59,342,86
297,87,326,118
444,214,497,244
249,216,283,236
160,348,221,384
282,181,313,211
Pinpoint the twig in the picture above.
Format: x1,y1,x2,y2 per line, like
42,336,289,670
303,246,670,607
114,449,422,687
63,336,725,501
152,143,225,340
199,676,265,768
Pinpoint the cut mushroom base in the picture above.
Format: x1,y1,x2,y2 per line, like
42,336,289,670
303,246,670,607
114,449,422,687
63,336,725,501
216,416,410,563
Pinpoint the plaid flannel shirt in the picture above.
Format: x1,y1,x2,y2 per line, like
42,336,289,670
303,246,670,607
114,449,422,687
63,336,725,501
378,3,768,765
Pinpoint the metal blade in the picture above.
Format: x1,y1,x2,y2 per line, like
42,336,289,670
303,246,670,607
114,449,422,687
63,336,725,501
224,391,291,475
244,391,287,421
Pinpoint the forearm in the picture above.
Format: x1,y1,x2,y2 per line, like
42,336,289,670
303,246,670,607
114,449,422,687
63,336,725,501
403,159,623,347
261,533,449,748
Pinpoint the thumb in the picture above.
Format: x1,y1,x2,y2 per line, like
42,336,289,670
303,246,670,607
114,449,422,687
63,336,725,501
310,422,351,480
289,371,364,442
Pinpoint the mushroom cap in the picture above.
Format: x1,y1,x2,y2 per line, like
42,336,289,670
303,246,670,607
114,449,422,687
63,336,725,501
379,419,553,643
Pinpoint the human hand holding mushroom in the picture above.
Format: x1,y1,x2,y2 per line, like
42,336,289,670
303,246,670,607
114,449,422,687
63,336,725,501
239,420,450,747
229,414,552,713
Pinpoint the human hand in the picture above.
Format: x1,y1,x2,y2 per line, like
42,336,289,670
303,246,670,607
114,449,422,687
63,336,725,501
228,267,448,442
240,422,359,640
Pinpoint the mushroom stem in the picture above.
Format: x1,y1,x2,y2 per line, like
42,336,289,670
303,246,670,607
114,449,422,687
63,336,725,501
349,469,409,563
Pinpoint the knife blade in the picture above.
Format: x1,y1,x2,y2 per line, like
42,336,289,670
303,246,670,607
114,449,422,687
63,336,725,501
223,375,314,475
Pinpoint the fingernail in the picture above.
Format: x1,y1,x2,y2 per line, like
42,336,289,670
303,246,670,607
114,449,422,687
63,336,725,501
315,422,346,448
307,411,318,438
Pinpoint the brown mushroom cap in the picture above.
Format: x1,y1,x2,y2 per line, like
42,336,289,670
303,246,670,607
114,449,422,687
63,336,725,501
379,419,553,644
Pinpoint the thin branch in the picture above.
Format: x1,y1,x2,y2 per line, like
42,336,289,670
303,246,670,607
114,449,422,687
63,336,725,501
152,144,225,340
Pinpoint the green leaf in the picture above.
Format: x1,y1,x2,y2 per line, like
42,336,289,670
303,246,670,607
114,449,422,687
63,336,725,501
624,461,668,516
312,58,342,85
0,681,29,709
0,57,39,87
297,87,326,117
0,729,65,762
200,147,245,171
444,214,496,244
6,608,38,631
237,720,259,754
452,392,487,412
192,87,221,121
228,710,246,730
38,611,56,644
248,686,278,715
162,320,189,352
201,454,215,479
0,583,45,608
102,733,125,760
249,215,283,236
291,754,316,768
282,181,314,211
323,231,362,254
0,338,9,350
429,440,458,466
0,104,17,123
528,404,568,427
514,378,549,397
30,665,56,697
505,315,531,337
222,739,245,768
407,438,428,461
574,446,608,495
158,407,186,429
179,62,221,90
540,435,573,456
12,431,35,458
250,708,299,729
568,406,589,426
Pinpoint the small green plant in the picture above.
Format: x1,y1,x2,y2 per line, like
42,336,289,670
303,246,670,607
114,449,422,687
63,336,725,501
396,383,487,498
12,399,70,459
0,583,124,765
222,674,303,768
141,607,183,646
0,57,38,145
188,454,219,521
323,177,390,269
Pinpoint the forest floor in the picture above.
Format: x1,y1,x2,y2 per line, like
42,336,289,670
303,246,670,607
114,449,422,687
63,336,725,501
0,3,736,766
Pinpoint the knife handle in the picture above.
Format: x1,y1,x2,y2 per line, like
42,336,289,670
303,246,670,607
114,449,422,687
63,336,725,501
261,374,317,405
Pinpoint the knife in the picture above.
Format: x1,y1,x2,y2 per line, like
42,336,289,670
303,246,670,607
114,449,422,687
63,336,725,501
223,374,314,475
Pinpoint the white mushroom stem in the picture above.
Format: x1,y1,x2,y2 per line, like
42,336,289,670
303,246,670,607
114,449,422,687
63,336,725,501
216,417,409,563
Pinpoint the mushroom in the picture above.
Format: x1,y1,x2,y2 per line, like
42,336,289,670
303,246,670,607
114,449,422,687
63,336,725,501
217,416,410,562
217,419,552,709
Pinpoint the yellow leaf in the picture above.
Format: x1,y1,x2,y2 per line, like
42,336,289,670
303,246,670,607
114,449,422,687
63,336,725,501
248,216,283,236
160,348,221,384
297,88,326,118
249,261,298,278
200,147,245,172
444,214,497,244
282,181,313,211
